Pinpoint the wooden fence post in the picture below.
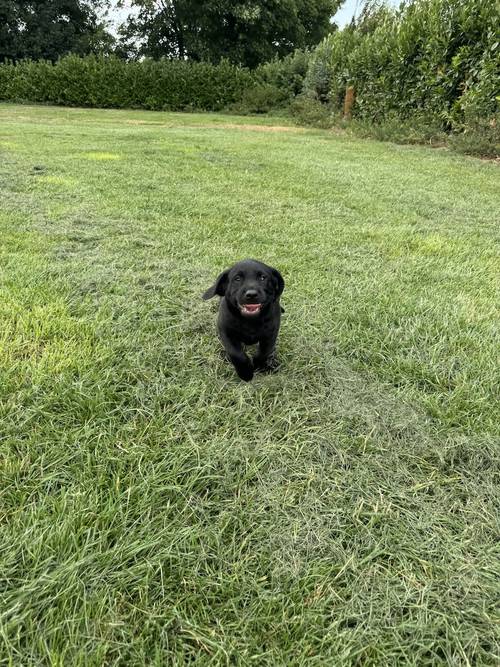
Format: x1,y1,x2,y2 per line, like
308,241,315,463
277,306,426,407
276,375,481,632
343,85,355,120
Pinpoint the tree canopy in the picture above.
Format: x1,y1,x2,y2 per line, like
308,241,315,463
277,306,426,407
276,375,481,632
120,0,341,67
0,0,113,62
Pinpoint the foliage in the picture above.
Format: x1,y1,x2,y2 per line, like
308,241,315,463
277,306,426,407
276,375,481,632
343,112,447,145
120,0,340,67
237,83,288,114
304,0,500,130
448,114,500,158
0,54,254,111
303,27,359,103
255,49,311,101
289,94,335,127
0,0,114,62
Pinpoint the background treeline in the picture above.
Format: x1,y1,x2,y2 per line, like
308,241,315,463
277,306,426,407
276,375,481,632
0,0,340,66
0,0,498,156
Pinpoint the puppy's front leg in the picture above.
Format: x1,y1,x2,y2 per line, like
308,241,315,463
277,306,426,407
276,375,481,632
220,332,254,382
253,333,277,372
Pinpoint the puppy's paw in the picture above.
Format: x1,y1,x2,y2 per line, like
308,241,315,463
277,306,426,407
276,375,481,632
236,364,254,382
253,355,279,374
229,353,254,382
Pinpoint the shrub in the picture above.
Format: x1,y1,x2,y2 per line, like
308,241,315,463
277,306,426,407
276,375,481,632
344,113,447,146
303,34,340,102
0,55,254,112
304,0,499,128
255,49,310,101
289,95,335,128
448,115,500,158
237,83,287,114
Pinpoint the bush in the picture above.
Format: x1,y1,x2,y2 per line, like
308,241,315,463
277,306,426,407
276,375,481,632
235,83,287,114
344,113,447,146
448,115,500,158
303,28,361,104
255,50,310,101
0,55,254,112
289,96,335,128
304,0,499,132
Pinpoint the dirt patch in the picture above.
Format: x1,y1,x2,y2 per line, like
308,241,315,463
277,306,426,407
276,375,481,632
124,119,306,132
125,120,167,126
124,120,305,132
207,123,304,133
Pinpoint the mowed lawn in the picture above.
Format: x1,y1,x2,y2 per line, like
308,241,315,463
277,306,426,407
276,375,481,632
1,103,499,665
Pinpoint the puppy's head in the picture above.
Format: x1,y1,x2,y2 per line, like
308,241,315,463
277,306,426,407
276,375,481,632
202,259,284,317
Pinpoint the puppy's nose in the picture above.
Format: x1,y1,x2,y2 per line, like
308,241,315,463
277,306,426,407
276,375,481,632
245,289,259,301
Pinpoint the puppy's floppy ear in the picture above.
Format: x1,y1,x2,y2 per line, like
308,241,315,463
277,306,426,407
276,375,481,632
271,268,285,297
202,270,229,300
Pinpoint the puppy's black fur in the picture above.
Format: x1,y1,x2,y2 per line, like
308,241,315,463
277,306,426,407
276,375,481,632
202,259,284,382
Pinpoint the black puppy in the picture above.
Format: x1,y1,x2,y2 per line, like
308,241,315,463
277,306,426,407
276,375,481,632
202,259,285,382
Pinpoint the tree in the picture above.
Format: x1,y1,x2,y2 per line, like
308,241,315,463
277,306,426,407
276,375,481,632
0,0,114,62
120,0,342,67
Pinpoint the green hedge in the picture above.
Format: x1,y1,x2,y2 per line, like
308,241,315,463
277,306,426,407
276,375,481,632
304,0,499,128
255,49,310,101
0,55,254,111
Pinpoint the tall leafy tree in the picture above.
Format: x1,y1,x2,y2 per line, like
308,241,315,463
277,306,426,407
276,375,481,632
120,0,341,67
0,0,113,62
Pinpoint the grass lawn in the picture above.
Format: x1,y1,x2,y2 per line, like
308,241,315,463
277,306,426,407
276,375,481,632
1,103,499,665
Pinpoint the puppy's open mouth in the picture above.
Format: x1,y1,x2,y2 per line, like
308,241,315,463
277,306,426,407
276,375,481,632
240,303,262,316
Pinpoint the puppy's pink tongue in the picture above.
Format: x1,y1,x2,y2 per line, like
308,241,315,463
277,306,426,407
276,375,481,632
245,304,261,313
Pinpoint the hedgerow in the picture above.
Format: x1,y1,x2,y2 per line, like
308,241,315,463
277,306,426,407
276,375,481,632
303,0,499,129
0,55,253,111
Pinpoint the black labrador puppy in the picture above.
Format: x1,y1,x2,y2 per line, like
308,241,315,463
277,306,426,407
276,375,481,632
202,259,285,382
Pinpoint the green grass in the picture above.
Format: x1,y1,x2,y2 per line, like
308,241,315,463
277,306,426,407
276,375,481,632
1,103,499,666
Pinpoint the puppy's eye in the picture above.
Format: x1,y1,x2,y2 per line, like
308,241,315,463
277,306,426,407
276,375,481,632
234,275,242,282
259,275,266,281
